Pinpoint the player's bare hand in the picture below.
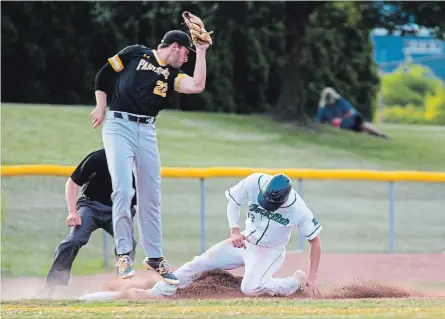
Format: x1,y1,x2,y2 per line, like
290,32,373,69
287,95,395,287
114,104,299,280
331,118,341,127
305,277,321,298
67,212,82,227
195,43,210,51
230,229,250,249
91,106,105,129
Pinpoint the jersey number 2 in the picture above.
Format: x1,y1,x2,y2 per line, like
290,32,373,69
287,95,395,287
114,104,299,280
153,80,168,98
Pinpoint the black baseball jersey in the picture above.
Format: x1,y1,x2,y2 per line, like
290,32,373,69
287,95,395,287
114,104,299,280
107,44,189,117
71,149,137,207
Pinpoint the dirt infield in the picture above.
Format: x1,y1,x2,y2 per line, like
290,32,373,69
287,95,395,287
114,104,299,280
2,253,445,300
116,269,422,300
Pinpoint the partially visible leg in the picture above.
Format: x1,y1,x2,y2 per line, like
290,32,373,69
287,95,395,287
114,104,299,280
149,238,244,296
45,205,98,289
361,122,390,139
102,116,137,278
240,245,304,297
135,124,179,283
102,210,137,264
134,123,163,258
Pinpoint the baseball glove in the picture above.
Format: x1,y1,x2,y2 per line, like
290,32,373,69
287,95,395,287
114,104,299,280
182,11,213,46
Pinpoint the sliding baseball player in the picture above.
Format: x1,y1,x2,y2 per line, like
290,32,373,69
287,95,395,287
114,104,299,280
79,172,323,301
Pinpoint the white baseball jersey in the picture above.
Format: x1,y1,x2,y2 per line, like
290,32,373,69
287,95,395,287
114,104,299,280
225,173,322,249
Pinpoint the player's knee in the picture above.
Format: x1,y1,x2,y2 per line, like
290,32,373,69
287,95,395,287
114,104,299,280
67,235,89,248
240,280,262,297
111,188,133,205
61,231,89,246
185,255,208,269
179,255,214,277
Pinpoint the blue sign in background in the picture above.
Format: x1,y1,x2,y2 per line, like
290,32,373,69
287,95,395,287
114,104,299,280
371,34,445,83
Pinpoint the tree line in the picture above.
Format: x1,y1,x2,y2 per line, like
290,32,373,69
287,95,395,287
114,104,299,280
2,1,444,122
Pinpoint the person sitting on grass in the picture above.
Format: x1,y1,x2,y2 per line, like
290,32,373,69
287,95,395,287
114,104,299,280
315,87,390,140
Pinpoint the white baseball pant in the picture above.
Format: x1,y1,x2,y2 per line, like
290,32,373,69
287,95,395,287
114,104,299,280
151,238,302,297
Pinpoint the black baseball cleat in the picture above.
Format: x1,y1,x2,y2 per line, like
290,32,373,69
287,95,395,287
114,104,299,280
143,257,179,285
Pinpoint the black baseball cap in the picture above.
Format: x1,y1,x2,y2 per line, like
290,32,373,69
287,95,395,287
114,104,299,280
160,30,195,52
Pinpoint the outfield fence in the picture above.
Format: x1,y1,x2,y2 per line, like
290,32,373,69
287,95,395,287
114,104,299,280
2,165,445,268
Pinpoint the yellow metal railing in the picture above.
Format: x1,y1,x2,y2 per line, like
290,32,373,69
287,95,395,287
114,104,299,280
2,165,445,182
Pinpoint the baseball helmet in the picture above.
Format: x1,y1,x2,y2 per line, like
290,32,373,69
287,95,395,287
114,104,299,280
257,174,292,212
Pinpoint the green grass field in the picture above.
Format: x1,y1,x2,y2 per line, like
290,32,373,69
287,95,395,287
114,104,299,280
2,103,445,169
2,298,445,318
1,103,445,278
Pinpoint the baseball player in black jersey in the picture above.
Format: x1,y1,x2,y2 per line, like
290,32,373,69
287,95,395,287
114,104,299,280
41,149,137,298
91,30,209,283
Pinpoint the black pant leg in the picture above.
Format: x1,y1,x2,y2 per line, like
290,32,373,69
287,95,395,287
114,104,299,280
45,204,99,286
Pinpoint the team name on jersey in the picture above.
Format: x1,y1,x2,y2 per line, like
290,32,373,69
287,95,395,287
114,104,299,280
248,204,289,226
136,59,170,80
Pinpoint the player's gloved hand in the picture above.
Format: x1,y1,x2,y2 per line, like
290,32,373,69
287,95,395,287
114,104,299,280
230,228,250,249
67,212,82,227
305,276,321,298
182,11,213,48
91,105,106,129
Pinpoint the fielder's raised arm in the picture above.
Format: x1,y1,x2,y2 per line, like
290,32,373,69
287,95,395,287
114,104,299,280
174,45,207,94
174,11,211,94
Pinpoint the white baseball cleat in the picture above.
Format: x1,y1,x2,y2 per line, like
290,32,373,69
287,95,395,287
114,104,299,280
125,288,159,299
293,270,307,292
271,269,307,296
78,291,123,301
150,280,178,297
126,286,175,299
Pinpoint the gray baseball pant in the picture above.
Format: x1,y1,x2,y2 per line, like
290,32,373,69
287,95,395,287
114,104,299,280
102,110,163,258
